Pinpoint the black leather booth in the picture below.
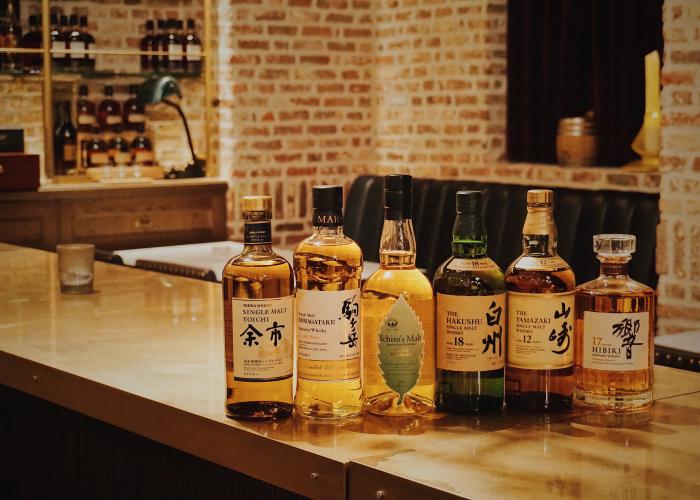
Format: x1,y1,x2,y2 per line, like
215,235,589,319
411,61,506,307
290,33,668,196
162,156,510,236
344,175,659,288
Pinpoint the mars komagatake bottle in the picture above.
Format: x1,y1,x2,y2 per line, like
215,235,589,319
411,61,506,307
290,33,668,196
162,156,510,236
505,189,576,411
223,196,294,420
574,234,655,411
293,185,363,419
434,191,505,413
362,174,435,416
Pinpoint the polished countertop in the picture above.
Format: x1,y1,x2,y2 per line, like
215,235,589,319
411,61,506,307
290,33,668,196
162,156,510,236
1,244,699,499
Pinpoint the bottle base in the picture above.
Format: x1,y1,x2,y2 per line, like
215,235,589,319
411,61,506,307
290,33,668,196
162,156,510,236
573,388,653,412
364,391,433,416
435,394,503,414
225,402,293,421
505,391,572,412
294,404,362,420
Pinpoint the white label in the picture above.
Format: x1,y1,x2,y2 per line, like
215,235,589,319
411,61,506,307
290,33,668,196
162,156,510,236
232,296,293,382
78,115,96,125
507,291,575,369
186,44,202,61
134,150,155,163
106,115,122,125
583,311,650,372
169,45,184,57
70,41,85,53
296,288,360,381
446,257,500,272
127,113,146,124
51,41,66,51
437,293,505,372
515,256,569,271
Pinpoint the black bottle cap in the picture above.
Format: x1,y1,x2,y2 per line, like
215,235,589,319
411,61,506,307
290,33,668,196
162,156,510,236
128,84,138,94
79,84,88,96
79,16,87,27
104,85,113,95
167,19,176,29
176,20,183,30
146,20,154,30
312,185,343,227
69,14,78,26
60,14,68,25
50,13,58,25
187,19,195,29
28,14,37,26
384,174,412,219
157,19,166,29
456,190,482,214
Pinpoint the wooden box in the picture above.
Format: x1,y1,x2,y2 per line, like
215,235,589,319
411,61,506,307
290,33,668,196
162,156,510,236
0,153,40,192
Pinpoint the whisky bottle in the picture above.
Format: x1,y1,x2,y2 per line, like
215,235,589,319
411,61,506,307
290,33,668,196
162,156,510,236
362,174,435,416
294,185,363,419
20,14,42,74
78,16,95,70
140,20,155,71
223,196,294,420
98,85,122,133
505,189,576,411
123,84,146,132
574,234,654,411
434,191,505,413
54,101,77,175
184,19,202,73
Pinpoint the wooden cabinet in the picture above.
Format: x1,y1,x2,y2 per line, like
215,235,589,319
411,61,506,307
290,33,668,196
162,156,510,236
0,179,227,250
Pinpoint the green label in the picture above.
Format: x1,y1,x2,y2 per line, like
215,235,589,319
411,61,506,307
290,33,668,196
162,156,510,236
378,293,424,405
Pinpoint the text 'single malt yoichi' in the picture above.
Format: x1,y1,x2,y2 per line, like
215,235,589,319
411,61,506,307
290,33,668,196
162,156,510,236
505,189,576,411
434,191,506,414
574,234,655,411
361,175,435,416
293,185,363,419
223,196,294,421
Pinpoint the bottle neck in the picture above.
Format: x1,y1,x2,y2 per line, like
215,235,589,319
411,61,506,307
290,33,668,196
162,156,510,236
452,213,487,258
521,207,558,256
379,217,416,268
243,216,272,252
598,257,631,278
312,225,344,237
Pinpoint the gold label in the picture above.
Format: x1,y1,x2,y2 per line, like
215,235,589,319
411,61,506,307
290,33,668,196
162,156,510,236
78,115,96,125
297,288,361,381
507,291,574,369
89,152,109,165
106,115,122,125
516,256,569,271
447,257,499,272
582,311,649,372
127,113,146,123
63,144,77,161
114,151,132,164
134,150,155,163
437,293,505,372
232,296,293,382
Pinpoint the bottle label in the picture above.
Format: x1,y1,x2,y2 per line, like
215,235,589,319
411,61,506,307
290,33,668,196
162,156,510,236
106,115,122,125
437,293,505,372
70,41,85,53
446,257,499,272
127,113,146,124
507,291,575,369
232,296,293,382
186,44,202,61
296,288,361,381
134,150,155,164
582,311,650,372
169,45,184,57
89,152,109,165
244,222,271,244
312,210,342,227
78,115,96,125
377,293,424,405
63,144,77,162
114,151,132,164
51,41,66,51
515,256,569,271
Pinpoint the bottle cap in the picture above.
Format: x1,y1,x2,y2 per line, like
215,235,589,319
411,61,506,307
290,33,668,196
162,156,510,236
594,234,636,256
384,174,412,217
312,185,342,211
69,14,78,25
456,190,482,213
128,84,138,94
28,14,37,25
146,20,154,30
187,19,195,29
60,14,68,25
242,195,271,212
104,85,113,95
176,20,183,29
157,19,166,29
50,13,58,25
527,189,553,207
79,16,87,26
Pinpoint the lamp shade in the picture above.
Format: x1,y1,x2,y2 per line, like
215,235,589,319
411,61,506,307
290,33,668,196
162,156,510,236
138,76,182,104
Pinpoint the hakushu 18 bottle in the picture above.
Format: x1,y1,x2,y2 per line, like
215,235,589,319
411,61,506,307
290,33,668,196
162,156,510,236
293,186,363,419
362,175,435,416
574,234,655,411
434,191,505,413
505,189,575,411
223,196,294,420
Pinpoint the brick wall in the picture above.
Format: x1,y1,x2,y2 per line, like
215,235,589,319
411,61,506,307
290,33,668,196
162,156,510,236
657,0,700,335
217,0,375,246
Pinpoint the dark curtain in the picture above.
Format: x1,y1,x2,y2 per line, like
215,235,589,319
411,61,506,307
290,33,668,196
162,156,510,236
506,0,663,166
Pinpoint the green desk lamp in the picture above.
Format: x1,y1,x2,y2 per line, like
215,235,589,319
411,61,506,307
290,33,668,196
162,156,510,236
138,76,205,178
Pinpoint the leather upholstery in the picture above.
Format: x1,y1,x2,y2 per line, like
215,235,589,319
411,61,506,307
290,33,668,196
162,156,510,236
344,175,659,287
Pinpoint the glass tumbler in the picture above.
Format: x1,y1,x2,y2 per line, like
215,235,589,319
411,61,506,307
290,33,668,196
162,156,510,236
57,243,95,294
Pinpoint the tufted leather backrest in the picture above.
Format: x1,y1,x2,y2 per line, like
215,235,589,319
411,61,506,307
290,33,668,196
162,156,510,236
344,175,659,288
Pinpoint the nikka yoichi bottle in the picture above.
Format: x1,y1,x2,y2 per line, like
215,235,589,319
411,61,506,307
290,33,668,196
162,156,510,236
362,174,435,416
293,185,363,419
574,234,655,411
434,191,506,413
222,196,294,420
505,189,576,411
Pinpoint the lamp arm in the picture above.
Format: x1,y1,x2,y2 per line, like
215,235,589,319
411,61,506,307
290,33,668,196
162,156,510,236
162,98,197,164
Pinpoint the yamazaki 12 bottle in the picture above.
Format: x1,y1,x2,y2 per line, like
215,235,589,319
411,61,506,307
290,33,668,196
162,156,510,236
293,186,363,419
223,196,294,420
505,189,576,411
433,191,506,413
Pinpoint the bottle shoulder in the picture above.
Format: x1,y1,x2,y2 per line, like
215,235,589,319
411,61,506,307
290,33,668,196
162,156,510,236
362,267,433,299
576,276,655,295
434,256,505,295
294,235,363,261
223,249,292,273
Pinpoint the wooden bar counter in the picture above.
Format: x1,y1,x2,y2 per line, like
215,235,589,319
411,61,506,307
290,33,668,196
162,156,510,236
1,244,699,499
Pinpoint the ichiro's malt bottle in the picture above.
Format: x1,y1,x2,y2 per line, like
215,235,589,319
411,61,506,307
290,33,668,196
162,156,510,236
574,234,654,411
434,191,506,413
223,196,294,420
362,175,435,416
294,186,363,419
505,190,576,411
